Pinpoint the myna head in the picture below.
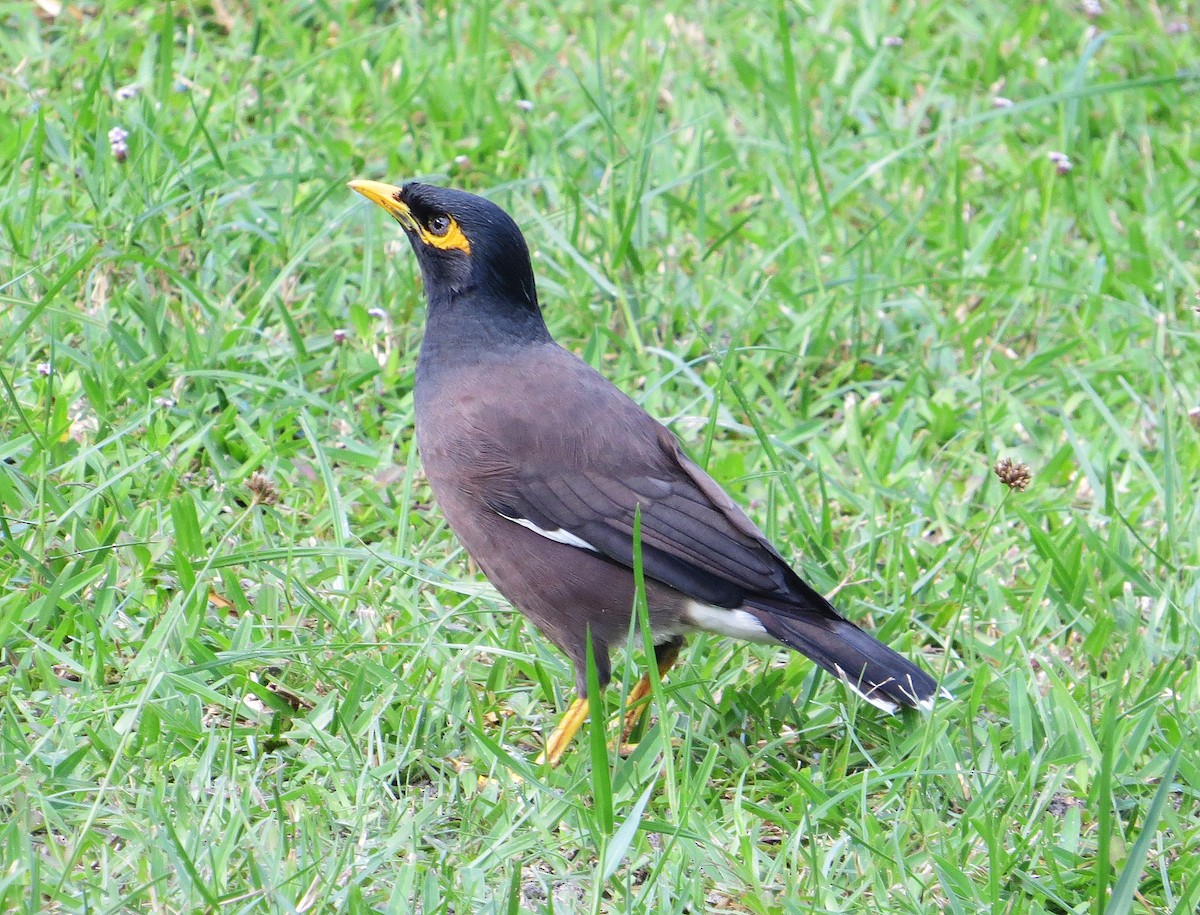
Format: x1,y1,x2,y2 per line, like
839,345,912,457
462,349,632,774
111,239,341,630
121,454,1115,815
348,180,539,312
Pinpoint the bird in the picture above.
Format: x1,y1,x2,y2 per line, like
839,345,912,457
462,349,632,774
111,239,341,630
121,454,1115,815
349,178,945,766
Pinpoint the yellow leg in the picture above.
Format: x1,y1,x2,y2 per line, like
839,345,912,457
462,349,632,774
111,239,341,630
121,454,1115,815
619,642,681,748
534,642,683,768
535,696,590,768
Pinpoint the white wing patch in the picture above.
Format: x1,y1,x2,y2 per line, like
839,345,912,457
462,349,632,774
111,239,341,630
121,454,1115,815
497,513,600,553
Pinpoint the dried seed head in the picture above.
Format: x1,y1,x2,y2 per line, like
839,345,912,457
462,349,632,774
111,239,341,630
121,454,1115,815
995,457,1032,492
1047,793,1082,817
247,472,280,506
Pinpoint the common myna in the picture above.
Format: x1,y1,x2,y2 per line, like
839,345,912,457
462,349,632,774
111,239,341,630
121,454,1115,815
349,179,944,766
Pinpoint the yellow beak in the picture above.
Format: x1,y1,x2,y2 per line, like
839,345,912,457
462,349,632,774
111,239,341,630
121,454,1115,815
348,179,417,230
348,178,473,255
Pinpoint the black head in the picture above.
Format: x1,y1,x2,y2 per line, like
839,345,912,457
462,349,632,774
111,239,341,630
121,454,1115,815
349,180,539,312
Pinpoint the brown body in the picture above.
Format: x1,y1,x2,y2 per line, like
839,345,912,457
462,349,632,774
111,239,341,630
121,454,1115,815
416,344,693,689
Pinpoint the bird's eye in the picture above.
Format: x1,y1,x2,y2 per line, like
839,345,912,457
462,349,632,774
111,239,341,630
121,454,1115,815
427,215,451,236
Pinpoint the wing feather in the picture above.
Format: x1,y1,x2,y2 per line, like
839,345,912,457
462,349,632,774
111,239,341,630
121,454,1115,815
464,343,840,621
488,432,825,612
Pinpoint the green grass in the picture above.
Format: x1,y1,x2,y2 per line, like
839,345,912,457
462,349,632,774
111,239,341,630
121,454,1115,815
2,0,1198,911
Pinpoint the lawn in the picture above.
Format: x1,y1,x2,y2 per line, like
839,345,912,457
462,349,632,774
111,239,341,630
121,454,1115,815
1,1,1198,912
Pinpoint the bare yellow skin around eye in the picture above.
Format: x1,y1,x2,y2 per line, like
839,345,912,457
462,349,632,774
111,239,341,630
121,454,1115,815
418,218,471,255
346,180,472,256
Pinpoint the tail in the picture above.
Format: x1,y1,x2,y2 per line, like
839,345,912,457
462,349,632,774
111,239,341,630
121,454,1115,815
746,603,943,713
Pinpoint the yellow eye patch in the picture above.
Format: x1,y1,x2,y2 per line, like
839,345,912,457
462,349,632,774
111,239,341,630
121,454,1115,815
418,218,471,255
347,180,472,256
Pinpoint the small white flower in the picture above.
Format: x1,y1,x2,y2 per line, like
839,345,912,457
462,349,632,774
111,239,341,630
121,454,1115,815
108,126,129,162
367,307,387,320
1047,151,1073,174
1082,0,1101,17
333,328,349,344
882,35,903,47
114,84,139,101
515,99,534,112
37,362,51,376
993,96,1014,108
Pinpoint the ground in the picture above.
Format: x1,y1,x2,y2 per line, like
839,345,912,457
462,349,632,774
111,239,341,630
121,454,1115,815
1,1,1197,912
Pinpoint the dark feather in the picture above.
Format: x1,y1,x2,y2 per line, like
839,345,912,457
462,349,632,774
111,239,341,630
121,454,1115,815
745,603,940,710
